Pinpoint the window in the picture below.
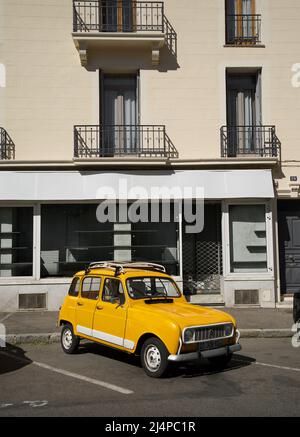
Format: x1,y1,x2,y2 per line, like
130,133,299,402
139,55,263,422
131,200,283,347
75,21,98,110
126,277,180,300
131,202,179,276
102,278,124,303
68,277,81,297
226,70,262,156
101,75,138,156
41,205,113,278
0,207,33,277
229,204,267,273
40,203,179,278
81,277,101,300
225,0,260,45
100,0,134,32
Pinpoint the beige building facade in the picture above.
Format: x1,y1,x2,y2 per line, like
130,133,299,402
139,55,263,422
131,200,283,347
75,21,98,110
0,0,300,311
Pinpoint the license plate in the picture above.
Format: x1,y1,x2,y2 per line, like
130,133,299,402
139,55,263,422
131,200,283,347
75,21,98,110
199,339,225,351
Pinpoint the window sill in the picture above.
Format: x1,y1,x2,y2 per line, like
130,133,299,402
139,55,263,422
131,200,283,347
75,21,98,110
223,44,266,48
224,274,274,281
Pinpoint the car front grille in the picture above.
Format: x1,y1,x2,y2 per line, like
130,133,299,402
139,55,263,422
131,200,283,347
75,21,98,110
194,324,233,342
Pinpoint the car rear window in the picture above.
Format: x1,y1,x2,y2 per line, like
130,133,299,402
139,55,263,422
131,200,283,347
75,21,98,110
68,277,80,297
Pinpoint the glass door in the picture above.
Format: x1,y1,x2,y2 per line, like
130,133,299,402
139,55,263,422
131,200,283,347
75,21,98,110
226,0,256,44
226,72,261,156
100,0,134,32
102,76,137,156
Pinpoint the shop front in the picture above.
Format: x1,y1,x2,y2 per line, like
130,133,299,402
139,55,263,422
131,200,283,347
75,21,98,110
0,169,276,311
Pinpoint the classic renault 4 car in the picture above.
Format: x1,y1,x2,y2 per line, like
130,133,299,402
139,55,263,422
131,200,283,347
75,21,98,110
58,262,241,377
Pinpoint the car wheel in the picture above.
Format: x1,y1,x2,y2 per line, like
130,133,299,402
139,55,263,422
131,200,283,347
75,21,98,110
208,353,232,370
141,337,169,378
61,324,80,354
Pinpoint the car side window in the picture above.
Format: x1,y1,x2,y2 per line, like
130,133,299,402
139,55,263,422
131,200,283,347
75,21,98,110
68,277,80,297
102,278,125,304
81,276,101,300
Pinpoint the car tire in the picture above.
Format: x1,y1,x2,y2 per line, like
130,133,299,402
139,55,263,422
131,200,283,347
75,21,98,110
141,337,169,378
208,353,232,370
61,324,80,354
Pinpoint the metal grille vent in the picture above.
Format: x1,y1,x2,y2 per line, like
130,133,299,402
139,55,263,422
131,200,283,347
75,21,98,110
19,293,47,310
235,290,259,305
194,324,233,342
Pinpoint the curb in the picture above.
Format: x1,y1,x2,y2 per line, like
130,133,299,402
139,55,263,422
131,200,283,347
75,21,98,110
6,333,60,345
239,329,292,338
3,329,293,345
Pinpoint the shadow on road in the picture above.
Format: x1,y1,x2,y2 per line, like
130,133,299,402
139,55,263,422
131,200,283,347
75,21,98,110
170,354,256,379
0,344,32,375
76,341,256,378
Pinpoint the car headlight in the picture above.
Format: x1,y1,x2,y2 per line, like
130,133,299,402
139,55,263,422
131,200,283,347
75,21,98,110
184,328,195,343
224,324,233,337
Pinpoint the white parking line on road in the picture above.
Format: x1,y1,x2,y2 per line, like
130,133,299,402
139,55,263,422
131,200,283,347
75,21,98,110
233,357,300,373
33,361,134,395
0,350,133,395
0,313,12,323
254,361,300,373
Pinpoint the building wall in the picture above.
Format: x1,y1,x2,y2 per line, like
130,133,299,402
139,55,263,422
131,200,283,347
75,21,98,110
0,0,299,169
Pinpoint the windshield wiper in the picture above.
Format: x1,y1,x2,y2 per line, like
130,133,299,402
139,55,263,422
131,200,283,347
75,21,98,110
144,298,174,304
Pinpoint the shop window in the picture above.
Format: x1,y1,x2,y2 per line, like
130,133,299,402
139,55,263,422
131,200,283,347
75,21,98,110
41,203,179,278
229,204,267,273
131,202,179,276
0,207,33,277
41,205,113,278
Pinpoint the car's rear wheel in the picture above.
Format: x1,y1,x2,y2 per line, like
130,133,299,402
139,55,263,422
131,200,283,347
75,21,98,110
141,337,169,378
61,324,80,354
208,353,232,370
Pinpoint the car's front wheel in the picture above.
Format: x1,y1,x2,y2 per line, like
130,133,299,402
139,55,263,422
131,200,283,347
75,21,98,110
141,337,169,378
61,324,80,354
208,353,232,370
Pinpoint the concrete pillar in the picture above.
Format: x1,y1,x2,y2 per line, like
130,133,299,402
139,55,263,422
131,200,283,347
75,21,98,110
0,207,13,277
114,223,132,262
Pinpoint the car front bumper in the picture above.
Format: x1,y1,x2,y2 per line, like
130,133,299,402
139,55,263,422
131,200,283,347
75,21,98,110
168,343,241,362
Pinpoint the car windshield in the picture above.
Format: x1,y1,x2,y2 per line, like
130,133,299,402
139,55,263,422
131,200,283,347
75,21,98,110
126,276,181,300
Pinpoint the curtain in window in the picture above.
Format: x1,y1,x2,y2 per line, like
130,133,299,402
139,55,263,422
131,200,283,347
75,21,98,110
103,76,137,155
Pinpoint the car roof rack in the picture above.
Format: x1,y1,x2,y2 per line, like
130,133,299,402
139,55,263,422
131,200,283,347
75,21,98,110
86,261,166,275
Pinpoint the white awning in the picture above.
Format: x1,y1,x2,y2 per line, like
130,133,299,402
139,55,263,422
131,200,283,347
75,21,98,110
0,169,274,201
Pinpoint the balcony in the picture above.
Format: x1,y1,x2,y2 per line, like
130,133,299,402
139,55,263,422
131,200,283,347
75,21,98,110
74,124,178,159
225,14,261,46
0,128,15,160
72,1,177,66
221,126,281,159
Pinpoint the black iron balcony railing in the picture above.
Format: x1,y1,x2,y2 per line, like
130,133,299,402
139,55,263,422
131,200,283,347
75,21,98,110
74,125,179,158
226,14,261,45
0,128,15,160
221,126,281,159
73,1,177,56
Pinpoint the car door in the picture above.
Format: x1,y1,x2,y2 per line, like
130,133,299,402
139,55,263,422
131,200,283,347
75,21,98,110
92,277,129,349
75,275,102,338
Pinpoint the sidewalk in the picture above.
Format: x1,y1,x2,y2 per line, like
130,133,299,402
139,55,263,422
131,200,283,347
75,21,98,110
0,307,294,345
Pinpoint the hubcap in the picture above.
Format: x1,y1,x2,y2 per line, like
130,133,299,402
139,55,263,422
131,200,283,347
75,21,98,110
144,345,161,372
62,328,73,350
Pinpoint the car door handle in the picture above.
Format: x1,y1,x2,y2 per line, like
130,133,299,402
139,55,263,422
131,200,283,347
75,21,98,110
77,302,84,306
96,306,103,310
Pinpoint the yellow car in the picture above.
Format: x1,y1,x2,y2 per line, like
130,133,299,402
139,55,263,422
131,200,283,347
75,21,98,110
58,262,241,378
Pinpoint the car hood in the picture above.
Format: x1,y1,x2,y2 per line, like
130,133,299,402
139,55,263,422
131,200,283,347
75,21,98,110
133,300,236,329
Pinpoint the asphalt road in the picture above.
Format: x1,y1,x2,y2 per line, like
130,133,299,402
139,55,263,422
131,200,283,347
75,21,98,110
0,338,300,417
